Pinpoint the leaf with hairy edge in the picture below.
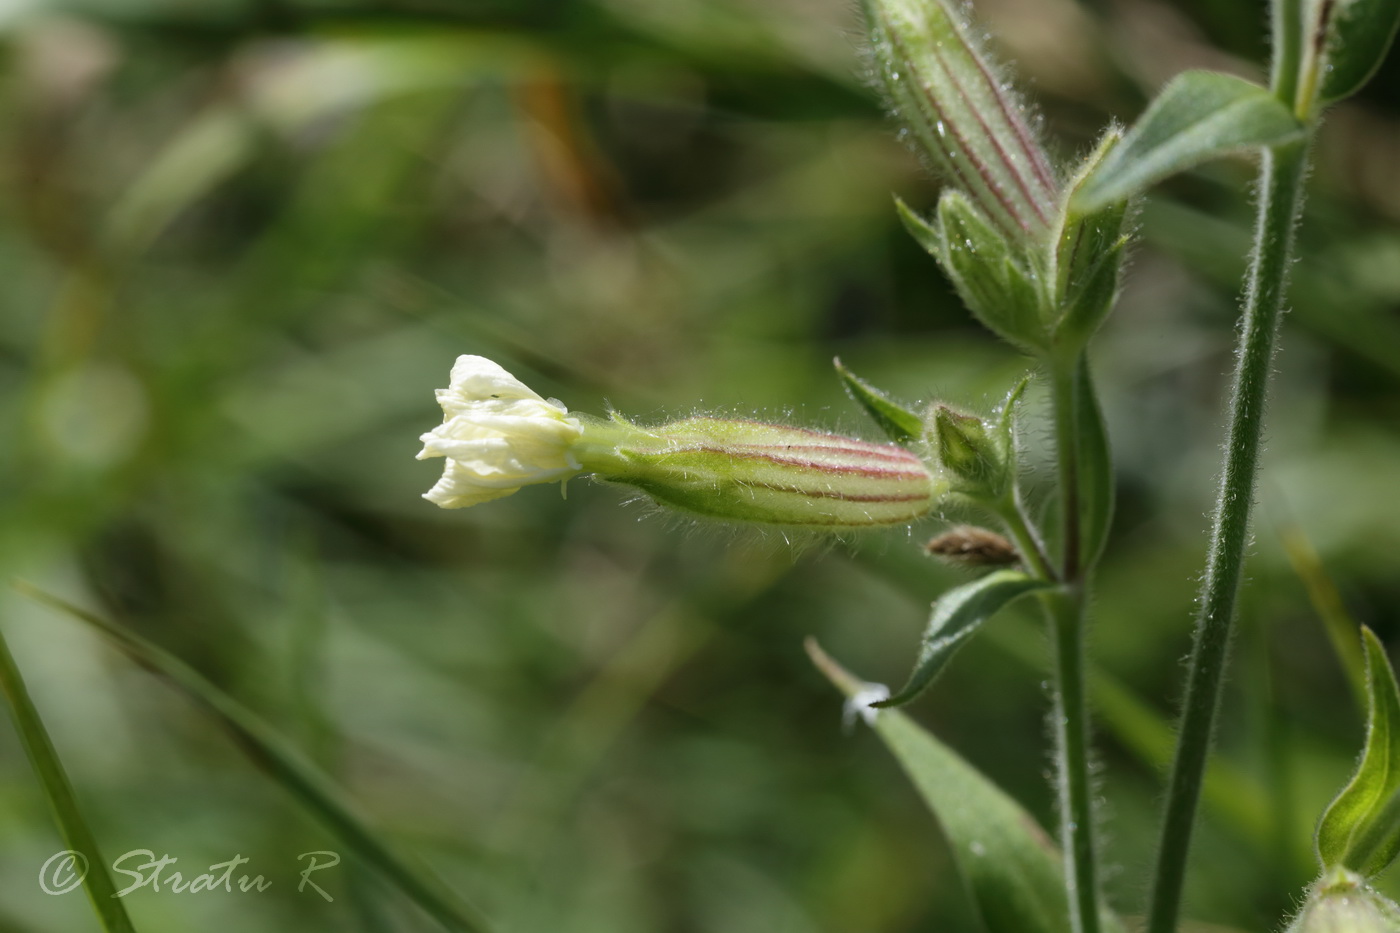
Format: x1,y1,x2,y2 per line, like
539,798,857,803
1074,71,1304,212
896,195,944,260
1054,129,1130,349
1317,627,1400,878
1319,0,1400,104
1074,359,1114,571
807,640,1126,933
876,570,1054,708
16,583,495,933
834,358,923,446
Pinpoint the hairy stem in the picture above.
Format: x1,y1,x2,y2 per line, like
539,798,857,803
997,491,1056,582
1145,139,1309,933
1048,351,1100,933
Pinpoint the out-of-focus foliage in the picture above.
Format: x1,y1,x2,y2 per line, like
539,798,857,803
0,0,1399,931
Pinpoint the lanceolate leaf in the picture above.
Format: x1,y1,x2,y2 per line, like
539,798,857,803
1317,627,1400,878
1074,71,1305,212
1073,359,1114,570
833,358,924,446
807,640,1126,933
896,195,944,259
877,570,1054,708
1319,0,1400,104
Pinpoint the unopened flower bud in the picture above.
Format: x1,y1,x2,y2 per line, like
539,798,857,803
862,0,1059,243
931,405,1010,499
1289,870,1400,933
578,415,942,529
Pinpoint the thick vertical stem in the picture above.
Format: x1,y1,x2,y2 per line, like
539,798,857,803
1048,353,1100,933
1145,140,1309,933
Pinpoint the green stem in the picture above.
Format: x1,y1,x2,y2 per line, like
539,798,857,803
1047,351,1099,933
1145,139,1310,933
997,491,1056,582
1049,585,1098,933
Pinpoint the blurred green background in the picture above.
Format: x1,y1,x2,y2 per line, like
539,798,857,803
1,0,1399,930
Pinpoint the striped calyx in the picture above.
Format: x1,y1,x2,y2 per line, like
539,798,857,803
576,415,942,528
864,0,1059,244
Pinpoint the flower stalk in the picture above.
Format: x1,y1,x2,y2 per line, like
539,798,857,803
1145,138,1311,933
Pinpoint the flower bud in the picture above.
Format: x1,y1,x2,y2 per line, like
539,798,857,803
931,405,1010,500
862,0,1059,243
417,355,583,508
1289,870,1400,933
577,415,942,529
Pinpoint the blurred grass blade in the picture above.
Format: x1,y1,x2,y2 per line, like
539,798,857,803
1316,627,1400,878
1073,359,1114,570
833,357,923,445
808,639,1125,933
876,570,1053,708
1318,0,1400,104
16,583,495,933
1074,71,1304,212
0,623,138,933
1278,522,1368,709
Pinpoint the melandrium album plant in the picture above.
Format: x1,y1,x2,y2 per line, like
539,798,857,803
417,0,1400,928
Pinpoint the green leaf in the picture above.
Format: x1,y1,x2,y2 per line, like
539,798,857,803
0,623,139,933
895,195,944,259
1074,71,1305,212
807,640,1125,933
1316,627,1400,878
1319,0,1400,104
833,357,924,445
16,583,496,933
877,570,1054,708
1073,358,1114,570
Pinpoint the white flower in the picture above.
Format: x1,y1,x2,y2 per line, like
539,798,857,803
418,355,583,509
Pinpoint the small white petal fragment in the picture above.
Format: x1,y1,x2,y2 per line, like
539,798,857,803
843,682,892,732
418,355,583,508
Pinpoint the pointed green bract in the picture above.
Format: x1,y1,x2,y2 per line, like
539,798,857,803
833,358,924,446
1317,627,1400,878
808,641,1125,933
1318,0,1400,104
1054,130,1130,350
896,195,944,259
937,191,1049,351
1074,71,1305,212
862,0,1059,243
877,570,1054,708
